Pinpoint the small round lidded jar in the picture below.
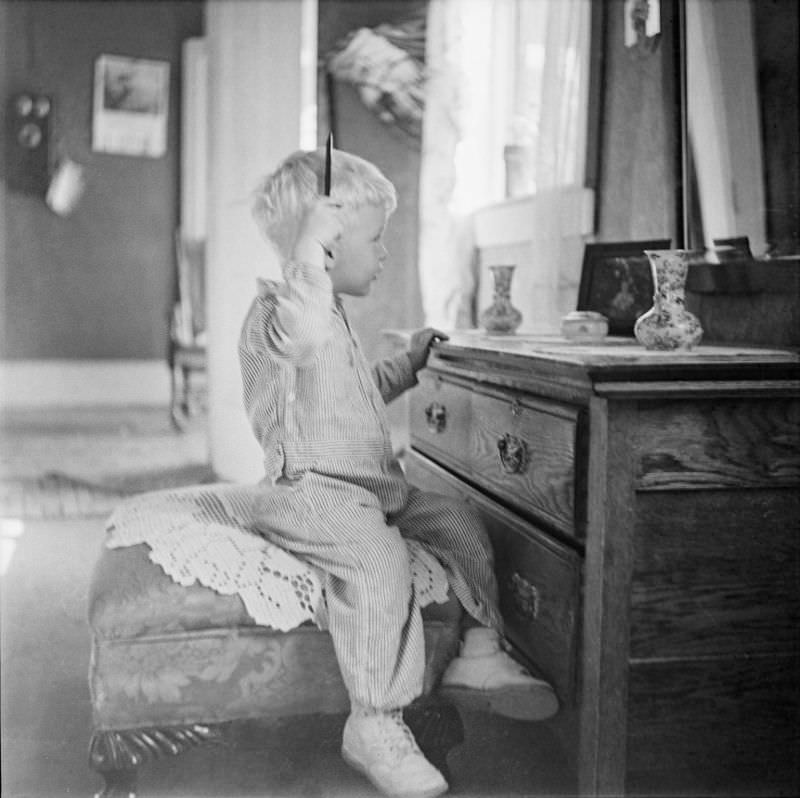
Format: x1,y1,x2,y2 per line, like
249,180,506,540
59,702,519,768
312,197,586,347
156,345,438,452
561,311,609,342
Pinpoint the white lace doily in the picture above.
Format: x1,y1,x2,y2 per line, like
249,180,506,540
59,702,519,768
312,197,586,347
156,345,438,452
105,483,450,632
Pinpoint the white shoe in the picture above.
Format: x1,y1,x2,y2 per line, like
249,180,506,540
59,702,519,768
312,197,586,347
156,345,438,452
440,628,559,721
341,709,449,798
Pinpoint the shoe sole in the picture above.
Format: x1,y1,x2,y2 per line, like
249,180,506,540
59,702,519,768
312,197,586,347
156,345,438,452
438,683,559,721
341,747,449,798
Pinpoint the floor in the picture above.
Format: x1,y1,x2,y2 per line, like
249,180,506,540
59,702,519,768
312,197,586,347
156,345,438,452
0,404,575,798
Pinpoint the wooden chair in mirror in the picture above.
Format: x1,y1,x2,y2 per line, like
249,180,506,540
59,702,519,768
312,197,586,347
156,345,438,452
169,230,207,430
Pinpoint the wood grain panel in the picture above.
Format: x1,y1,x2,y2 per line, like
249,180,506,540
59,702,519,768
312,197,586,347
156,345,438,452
635,398,800,490
471,388,578,536
630,490,800,659
404,451,581,705
578,398,640,796
409,373,473,477
626,655,799,791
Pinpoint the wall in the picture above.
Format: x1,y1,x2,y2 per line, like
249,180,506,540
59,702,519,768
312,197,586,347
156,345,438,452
595,0,679,244
1,0,204,363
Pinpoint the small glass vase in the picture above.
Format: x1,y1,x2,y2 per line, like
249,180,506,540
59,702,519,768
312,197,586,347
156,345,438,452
480,265,523,334
634,249,703,350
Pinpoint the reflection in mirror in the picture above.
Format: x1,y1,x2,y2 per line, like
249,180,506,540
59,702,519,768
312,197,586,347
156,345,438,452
684,0,798,257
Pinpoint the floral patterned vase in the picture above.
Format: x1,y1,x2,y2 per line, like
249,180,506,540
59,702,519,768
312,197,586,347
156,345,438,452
480,265,523,334
634,249,703,350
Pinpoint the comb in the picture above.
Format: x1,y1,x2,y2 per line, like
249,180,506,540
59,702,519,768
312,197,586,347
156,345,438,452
323,131,333,196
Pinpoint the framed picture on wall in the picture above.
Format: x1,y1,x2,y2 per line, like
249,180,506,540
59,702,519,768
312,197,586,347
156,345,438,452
576,240,671,335
92,54,170,157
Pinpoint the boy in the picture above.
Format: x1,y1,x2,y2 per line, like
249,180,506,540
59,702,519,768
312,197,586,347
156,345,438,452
239,148,557,798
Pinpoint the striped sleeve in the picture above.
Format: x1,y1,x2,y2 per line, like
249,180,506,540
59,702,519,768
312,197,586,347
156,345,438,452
252,260,334,366
371,353,418,404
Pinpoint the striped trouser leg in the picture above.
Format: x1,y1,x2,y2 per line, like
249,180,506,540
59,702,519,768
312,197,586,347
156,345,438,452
255,473,426,711
389,487,505,632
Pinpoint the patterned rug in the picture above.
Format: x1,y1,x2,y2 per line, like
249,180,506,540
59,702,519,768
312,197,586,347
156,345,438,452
0,465,217,520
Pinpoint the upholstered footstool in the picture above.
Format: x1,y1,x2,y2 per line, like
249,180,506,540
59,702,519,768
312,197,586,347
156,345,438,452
87,538,464,797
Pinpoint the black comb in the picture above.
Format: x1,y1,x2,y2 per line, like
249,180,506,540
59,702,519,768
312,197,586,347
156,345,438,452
323,131,333,196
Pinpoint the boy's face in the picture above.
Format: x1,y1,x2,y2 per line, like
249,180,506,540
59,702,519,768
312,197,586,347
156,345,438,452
329,204,388,297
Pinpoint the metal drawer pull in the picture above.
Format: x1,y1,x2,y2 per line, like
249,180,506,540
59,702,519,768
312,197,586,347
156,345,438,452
497,434,529,474
509,572,540,620
424,402,447,433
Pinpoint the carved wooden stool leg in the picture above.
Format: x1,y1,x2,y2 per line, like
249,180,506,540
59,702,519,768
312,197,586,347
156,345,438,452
89,724,223,797
92,766,138,798
404,699,464,782
181,365,192,416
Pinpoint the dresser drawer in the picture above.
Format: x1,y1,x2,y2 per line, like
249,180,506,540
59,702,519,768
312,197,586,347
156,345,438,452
471,386,578,537
409,373,473,477
404,451,581,704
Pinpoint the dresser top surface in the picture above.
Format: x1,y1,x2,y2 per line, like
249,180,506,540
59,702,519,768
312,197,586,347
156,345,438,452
425,331,799,400
436,331,799,367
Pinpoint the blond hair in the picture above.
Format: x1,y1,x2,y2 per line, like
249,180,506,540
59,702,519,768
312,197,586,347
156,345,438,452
252,148,397,261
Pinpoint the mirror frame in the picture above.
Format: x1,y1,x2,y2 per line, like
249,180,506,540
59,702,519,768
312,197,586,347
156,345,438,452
675,0,688,249
675,0,799,256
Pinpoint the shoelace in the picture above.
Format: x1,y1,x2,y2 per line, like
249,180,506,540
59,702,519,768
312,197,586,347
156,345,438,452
373,710,421,762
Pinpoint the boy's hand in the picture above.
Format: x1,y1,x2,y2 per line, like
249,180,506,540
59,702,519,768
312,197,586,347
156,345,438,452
291,198,343,270
407,328,449,373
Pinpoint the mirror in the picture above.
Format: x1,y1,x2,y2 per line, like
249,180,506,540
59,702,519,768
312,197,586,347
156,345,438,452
682,0,798,257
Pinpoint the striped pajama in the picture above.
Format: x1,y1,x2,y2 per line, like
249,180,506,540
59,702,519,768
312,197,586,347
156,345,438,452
239,262,503,710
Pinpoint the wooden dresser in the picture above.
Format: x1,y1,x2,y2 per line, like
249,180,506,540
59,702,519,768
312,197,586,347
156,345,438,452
404,331,800,796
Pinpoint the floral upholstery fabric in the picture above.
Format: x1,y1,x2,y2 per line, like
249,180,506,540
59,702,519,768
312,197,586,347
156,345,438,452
90,543,256,639
90,622,460,729
88,542,462,731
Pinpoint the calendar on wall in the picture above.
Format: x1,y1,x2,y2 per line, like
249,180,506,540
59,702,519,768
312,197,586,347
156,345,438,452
92,54,170,158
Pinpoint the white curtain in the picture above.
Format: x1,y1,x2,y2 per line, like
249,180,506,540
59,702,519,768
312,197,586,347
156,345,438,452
418,0,592,330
